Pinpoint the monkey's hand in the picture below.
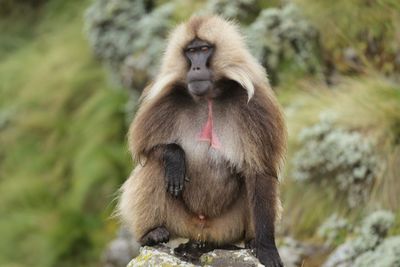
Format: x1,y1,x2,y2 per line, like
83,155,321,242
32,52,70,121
256,246,283,267
163,144,187,197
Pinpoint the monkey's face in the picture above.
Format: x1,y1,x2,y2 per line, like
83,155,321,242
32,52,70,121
184,39,215,98
148,16,268,102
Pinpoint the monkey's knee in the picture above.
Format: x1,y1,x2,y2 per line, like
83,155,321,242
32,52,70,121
118,165,168,240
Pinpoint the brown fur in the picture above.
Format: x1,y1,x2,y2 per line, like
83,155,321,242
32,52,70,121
118,15,286,247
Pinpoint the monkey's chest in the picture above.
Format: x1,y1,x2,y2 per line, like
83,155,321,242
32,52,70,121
177,102,244,218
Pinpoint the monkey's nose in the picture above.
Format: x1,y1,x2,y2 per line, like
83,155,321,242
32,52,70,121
188,80,212,96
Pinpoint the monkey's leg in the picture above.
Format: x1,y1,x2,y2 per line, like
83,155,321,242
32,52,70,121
246,172,283,267
163,143,186,197
120,143,189,247
119,160,170,246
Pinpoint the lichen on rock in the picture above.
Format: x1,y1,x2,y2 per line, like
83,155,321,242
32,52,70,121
125,238,325,267
127,246,197,267
126,245,263,267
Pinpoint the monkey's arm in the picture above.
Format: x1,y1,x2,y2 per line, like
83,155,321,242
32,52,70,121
246,171,283,267
162,143,186,197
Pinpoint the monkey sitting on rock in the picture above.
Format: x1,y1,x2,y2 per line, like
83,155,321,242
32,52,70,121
118,15,287,267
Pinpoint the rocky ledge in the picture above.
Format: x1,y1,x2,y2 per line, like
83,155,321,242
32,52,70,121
126,238,326,267
127,245,262,267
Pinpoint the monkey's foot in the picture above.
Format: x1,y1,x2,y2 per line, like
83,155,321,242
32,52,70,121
245,239,256,250
141,226,170,246
174,241,214,264
174,241,241,264
255,247,283,267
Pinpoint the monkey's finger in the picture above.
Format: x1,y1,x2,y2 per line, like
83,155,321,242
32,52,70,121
168,184,174,195
167,182,178,197
178,176,183,191
172,180,178,195
184,176,190,182
173,187,181,197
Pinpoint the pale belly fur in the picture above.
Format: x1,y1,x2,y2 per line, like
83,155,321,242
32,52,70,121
176,102,245,218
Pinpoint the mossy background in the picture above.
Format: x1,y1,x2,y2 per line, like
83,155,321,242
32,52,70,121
0,0,399,267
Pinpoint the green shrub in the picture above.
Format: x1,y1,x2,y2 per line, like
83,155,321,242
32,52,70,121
323,210,396,267
318,214,350,246
246,4,321,85
292,114,379,208
294,0,400,75
84,0,174,90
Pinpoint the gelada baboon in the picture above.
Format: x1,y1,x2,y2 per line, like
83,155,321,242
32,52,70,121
119,15,286,266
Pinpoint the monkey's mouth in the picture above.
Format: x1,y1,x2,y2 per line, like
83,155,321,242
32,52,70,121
187,80,212,97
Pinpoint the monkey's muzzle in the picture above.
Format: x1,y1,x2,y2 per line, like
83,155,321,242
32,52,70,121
188,80,212,96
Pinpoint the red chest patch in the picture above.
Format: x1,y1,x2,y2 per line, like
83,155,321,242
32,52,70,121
197,99,221,149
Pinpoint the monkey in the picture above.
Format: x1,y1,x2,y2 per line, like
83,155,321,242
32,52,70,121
118,15,287,267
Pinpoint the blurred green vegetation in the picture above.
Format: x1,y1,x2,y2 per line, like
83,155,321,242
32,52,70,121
0,0,400,267
294,0,400,75
0,1,131,266
280,76,400,239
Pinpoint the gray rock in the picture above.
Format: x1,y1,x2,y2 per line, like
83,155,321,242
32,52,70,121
127,245,263,267
103,228,141,267
126,238,325,267
127,246,196,267
200,249,263,267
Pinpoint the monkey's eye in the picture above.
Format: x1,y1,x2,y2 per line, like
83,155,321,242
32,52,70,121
201,46,209,51
188,48,196,53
